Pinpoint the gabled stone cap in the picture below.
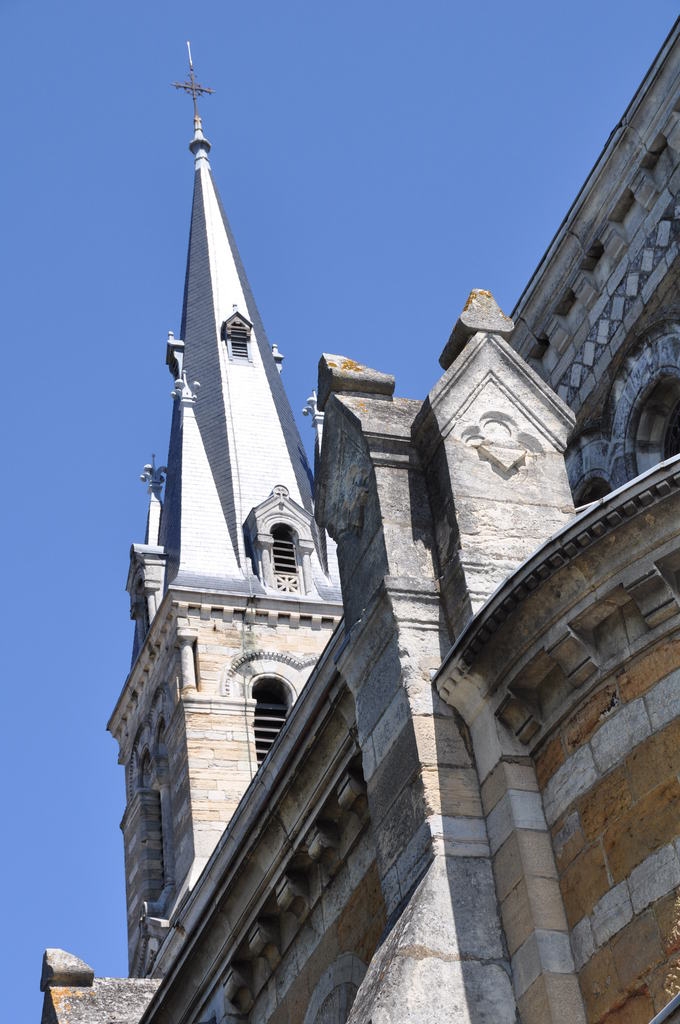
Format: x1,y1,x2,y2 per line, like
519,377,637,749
41,949,94,991
317,353,395,410
439,289,514,369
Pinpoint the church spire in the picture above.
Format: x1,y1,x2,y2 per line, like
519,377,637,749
113,64,341,968
157,53,335,598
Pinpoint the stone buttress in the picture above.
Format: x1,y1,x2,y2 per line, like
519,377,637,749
315,292,584,1024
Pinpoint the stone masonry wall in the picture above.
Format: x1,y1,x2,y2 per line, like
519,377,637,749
112,593,340,974
267,859,386,1024
535,635,680,1022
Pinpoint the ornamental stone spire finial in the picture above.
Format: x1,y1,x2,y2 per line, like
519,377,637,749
303,390,324,451
140,455,167,546
171,371,200,406
140,454,167,499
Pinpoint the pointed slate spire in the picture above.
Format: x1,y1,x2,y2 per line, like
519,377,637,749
159,111,324,594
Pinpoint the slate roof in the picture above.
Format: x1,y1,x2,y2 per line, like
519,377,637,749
159,124,337,598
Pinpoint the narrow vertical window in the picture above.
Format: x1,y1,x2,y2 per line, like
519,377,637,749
252,679,289,765
272,524,299,592
140,753,164,899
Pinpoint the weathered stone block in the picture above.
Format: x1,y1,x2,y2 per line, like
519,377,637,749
516,971,586,1024
398,855,506,961
570,915,595,971
629,844,680,913
431,814,490,859
480,759,537,816
421,765,483,818
652,886,680,955
590,698,651,773
626,717,680,801
645,668,680,730
578,764,633,842
563,682,619,754
41,950,94,991
604,778,680,883
511,929,574,999
532,737,565,790
619,637,680,701
578,944,624,1021
317,353,395,410
551,811,586,872
348,940,516,1024
591,881,634,946
493,829,558,903
501,875,568,955
413,712,472,770
559,843,610,928
487,789,546,855
611,910,664,989
542,744,598,826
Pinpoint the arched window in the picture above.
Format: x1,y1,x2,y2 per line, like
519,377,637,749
139,752,165,899
632,375,680,473
664,399,680,459
272,525,299,592
252,678,289,765
575,477,611,506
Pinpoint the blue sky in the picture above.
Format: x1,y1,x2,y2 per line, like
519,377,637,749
2,1,676,1020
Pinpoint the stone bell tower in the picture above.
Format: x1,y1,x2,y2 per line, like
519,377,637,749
108,74,342,977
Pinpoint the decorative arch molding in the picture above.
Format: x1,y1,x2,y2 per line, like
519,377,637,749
148,686,169,730
610,322,680,481
128,688,172,795
223,649,317,698
303,954,367,1024
569,321,680,492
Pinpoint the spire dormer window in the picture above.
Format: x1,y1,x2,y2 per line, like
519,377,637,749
222,311,253,362
244,485,318,597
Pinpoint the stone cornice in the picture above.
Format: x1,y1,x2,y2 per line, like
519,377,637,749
511,20,680,377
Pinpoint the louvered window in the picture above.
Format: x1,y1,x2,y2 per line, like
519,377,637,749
229,328,250,360
252,679,289,765
272,524,299,592
222,313,253,361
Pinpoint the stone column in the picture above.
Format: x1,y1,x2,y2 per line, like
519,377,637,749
177,630,198,692
299,541,314,594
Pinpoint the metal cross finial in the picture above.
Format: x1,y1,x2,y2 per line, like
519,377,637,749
171,41,214,124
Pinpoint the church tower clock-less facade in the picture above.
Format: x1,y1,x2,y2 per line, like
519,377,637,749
107,56,342,977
